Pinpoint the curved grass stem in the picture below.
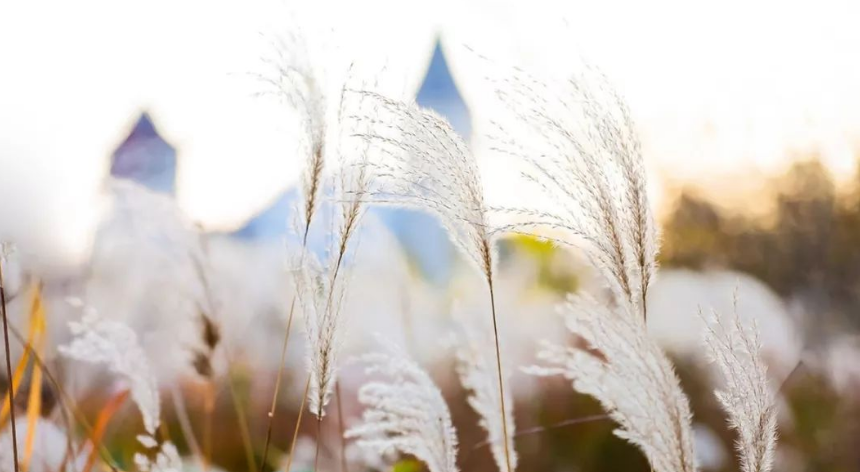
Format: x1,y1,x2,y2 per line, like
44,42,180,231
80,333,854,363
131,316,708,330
488,278,514,472
0,261,20,472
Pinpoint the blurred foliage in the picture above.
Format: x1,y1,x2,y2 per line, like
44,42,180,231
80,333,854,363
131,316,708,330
662,158,860,339
391,459,423,472
499,235,579,294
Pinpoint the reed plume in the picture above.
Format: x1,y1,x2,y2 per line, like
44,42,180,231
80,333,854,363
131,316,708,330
528,294,696,472
350,89,514,472
59,303,161,437
60,301,183,472
452,310,517,472
258,30,331,470
503,63,695,471
294,133,370,472
133,437,182,472
346,342,459,472
489,63,657,320
702,297,777,472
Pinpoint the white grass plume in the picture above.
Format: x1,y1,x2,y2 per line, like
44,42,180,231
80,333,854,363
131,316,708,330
297,252,345,419
59,303,161,436
703,298,777,472
528,294,696,472
349,89,514,472
349,90,495,280
134,437,182,472
299,149,370,420
452,311,517,472
489,63,657,319
259,30,329,242
346,342,459,472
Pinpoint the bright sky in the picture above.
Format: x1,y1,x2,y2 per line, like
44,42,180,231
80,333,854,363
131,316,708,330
2,0,860,262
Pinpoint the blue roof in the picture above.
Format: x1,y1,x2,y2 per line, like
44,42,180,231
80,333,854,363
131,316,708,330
110,112,177,196
416,41,471,137
232,39,471,285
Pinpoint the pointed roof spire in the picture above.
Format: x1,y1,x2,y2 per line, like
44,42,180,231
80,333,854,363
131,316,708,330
416,39,471,138
110,112,177,196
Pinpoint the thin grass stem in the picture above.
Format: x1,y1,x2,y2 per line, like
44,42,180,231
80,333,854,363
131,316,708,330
284,373,312,472
487,277,513,472
335,382,348,472
225,352,257,472
0,261,20,472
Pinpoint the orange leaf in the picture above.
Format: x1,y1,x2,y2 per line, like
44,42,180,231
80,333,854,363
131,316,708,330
82,389,130,472
0,284,43,426
21,283,46,472
0,344,31,425
21,358,41,472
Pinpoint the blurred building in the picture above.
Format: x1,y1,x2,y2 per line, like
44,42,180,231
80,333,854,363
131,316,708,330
110,112,176,196
107,38,470,284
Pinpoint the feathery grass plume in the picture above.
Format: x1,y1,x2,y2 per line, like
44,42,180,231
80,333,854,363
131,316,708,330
452,310,517,472
291,119,371,471
350,90,514,472
528,294,696,472
346,342,459,472
60,301,184,472
259,29,329,243
488,62,657,319
351,91,494,279
298,151,369,421
257,30,343,471
187,231,222,382
702,298,777,472
59,303,161,437
134,437,182,472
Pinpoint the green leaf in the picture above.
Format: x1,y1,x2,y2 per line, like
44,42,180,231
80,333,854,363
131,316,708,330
391,459,423,472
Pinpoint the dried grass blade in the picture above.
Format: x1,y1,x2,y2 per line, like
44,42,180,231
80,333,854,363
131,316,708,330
22,284,46,472
82,389,129,472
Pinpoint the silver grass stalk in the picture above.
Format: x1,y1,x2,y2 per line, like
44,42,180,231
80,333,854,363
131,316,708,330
453,311,517,472
261,32,327,240
346,343,459,472
292,133,370,472
702,299,777,472
258,31,337,471
60,303,182,472
489,64,657,319
59,305,161,436
297,252,346,421
299,135,370,421
528,294,696,472
350,90,514,472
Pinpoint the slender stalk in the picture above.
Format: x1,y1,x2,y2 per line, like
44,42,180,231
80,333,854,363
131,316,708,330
313,416,323,472
335,382,348,472
170,386,206,472
487,276,513,472
202,382,214,472
0,261,20,472
261,296,298,471
284,373,312,472
225,353,257,472
192,236,256,472
7,323,119,470
462,414,609,467
261,228,312,471
642,289,648,322
473,414,608,450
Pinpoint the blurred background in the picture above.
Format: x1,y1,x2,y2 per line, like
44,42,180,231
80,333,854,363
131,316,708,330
1,1,860,471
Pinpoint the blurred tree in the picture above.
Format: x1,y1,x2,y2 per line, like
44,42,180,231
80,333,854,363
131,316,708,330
662,158,860,339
